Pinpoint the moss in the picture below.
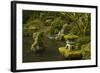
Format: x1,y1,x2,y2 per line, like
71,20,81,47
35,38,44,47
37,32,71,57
59,47,82,60
66,51,82,60
59,47,69,56
64,34,78,40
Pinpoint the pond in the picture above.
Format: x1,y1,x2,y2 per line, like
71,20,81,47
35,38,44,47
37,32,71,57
23,36,66,63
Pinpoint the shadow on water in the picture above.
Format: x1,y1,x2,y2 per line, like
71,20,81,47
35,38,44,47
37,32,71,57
23,36,66,63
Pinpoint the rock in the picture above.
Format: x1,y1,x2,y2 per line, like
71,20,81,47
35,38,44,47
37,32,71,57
58,47,82,60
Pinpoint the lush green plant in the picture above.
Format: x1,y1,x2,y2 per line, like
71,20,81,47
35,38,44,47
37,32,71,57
81,43,91,59
23,10,91,37
76,36,90,45
23,10,91,61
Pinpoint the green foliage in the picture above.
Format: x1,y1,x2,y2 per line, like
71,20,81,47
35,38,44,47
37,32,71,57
76,36,90,46
51,17,63,29
23,10,91,61
23,10,91,37
81,43,91,59
66,13,91,36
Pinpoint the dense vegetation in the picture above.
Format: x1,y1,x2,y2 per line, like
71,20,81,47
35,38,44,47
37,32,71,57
22,10,91,62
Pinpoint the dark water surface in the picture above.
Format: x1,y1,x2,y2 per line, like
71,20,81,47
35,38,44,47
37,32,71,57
23,36,66,63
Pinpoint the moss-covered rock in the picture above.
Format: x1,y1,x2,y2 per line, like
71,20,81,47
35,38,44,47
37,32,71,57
64,34,78,40
59,47,82,60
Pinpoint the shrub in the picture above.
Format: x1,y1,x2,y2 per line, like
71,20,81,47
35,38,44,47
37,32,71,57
76,36,90,47
81,43,91,59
